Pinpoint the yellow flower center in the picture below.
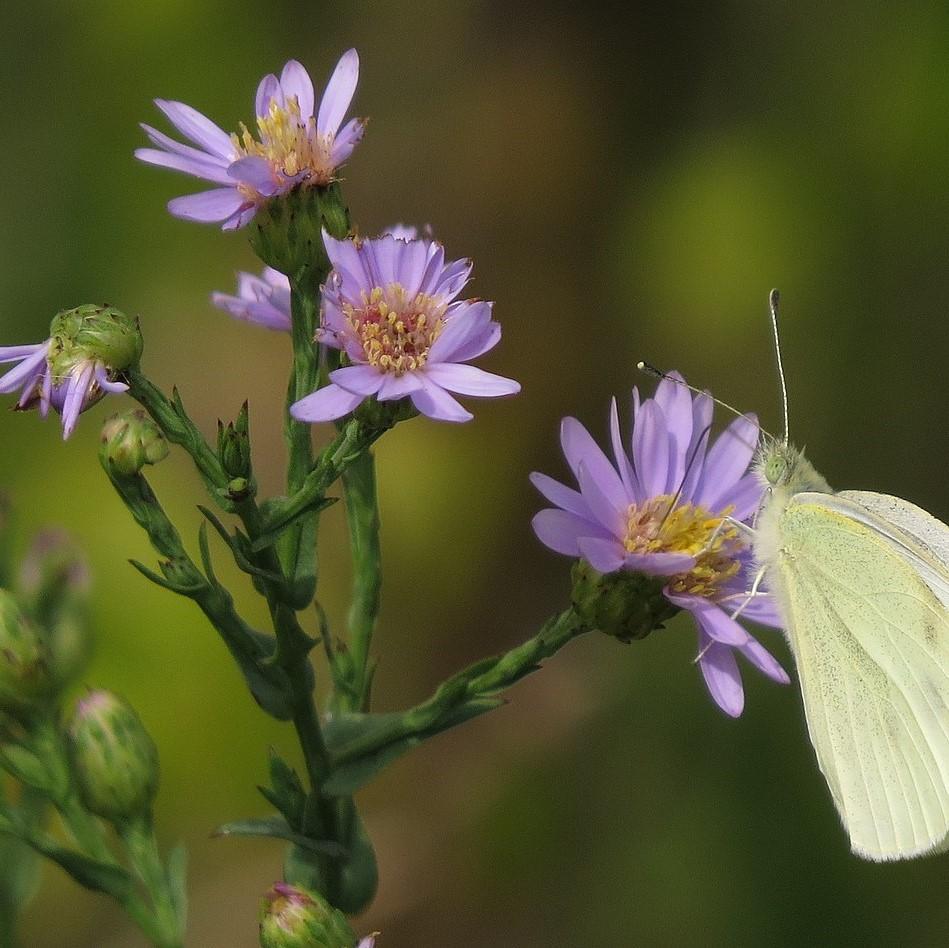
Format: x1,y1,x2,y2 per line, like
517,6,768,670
343,284,446,376
231,96,334,194
624,494,742,599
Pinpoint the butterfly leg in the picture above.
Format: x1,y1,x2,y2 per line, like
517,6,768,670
724,564,769,622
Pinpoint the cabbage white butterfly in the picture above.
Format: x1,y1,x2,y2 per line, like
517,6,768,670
752,290,949,861
641,291,949,860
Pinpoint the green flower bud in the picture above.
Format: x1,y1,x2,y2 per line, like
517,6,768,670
48,304,143,381
99,410,169,476
67,690,159,823
571,559,679,643
218,402,252,479
0,590,53,715
249,183,350,291
259,883,356,948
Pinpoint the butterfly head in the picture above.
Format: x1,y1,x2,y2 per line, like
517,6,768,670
754,437,832,495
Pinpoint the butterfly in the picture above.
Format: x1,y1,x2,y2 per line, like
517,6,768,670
751,290,949,860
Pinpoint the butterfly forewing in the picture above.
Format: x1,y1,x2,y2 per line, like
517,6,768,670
774,497,949,860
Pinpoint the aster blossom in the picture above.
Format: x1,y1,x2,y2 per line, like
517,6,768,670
136,50,365,230
210,227,419,332
0,305,140,439
290,230,520,424
531,372,790,716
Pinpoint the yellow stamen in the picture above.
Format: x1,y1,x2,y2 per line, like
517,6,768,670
230,96,335,192
624,495,741,599
343,284,446,376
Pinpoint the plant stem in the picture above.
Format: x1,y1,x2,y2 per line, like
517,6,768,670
333,607,589,765
340,449,382,712
120,817,183,948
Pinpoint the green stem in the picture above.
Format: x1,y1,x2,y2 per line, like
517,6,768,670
340,449,382,712
119,817,183,948
334,607,589,765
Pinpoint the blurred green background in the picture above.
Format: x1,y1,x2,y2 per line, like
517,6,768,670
3,1,949,944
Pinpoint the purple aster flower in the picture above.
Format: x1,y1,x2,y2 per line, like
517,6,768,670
0,305,140,439
531,373,789,717
211,266,292,332
290,230,520,423
209,226,420,333
136,50,365,230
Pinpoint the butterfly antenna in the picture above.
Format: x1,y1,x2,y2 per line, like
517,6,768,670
769,289,790,445
636,362,749,422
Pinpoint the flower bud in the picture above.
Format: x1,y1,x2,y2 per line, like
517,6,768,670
0,589,53,715
48,304,143,381
570,560,679,642
67,690,159,823
99,411,169,476
218,402,252,479
249,183,349,290
259,883,356,948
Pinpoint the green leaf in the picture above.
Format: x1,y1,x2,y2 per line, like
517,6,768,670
212,816,346,858
0,745,64,797
259,749,306,831
165,842,188,934
322,698,503,796
0,821,131,897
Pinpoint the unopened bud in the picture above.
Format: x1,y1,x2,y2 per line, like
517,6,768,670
67,690,159,823
259,883,356,948
48,304,143,380
100,411,169,476
570,560,679,642
249,183,349,291
218,402,252,479
0,589,53,715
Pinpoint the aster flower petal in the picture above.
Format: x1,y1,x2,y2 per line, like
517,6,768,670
409,377,473,423
609,396,639,499
560,417,628,514
532,509,606,556
447,321,501,364
227,156,281,196
577,462,626,538
330,117,367,165
670,595,749,645
377,372,423,400
0,344,50,394
291,384,363,422
739,637,790,683
279,60,315,118
222,204,258,230
134,147,234,185
167,188,249,224
632,400,670,497
422,363,520,397
654,371,694,489
93,363,128,394
154,99,234,159
328,365,387,396
140,123,232,169
578,536,627,573
698,637,745,717
624,552,697,575
719,471,766,522
0,343,46,364
317,48,359,137
255,73,282,116
61,363,95,439
529,472,589,518
427,301,497,363
695,414,759,510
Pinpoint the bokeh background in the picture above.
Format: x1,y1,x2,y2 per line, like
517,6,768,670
3,1,949,945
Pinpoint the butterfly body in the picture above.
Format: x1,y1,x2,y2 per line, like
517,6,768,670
752,439,949,861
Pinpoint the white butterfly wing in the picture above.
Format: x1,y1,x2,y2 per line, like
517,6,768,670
772,495,949,860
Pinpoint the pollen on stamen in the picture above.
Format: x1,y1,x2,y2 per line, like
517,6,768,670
624,495,743,598
231,96,336,189
342,283,446,376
